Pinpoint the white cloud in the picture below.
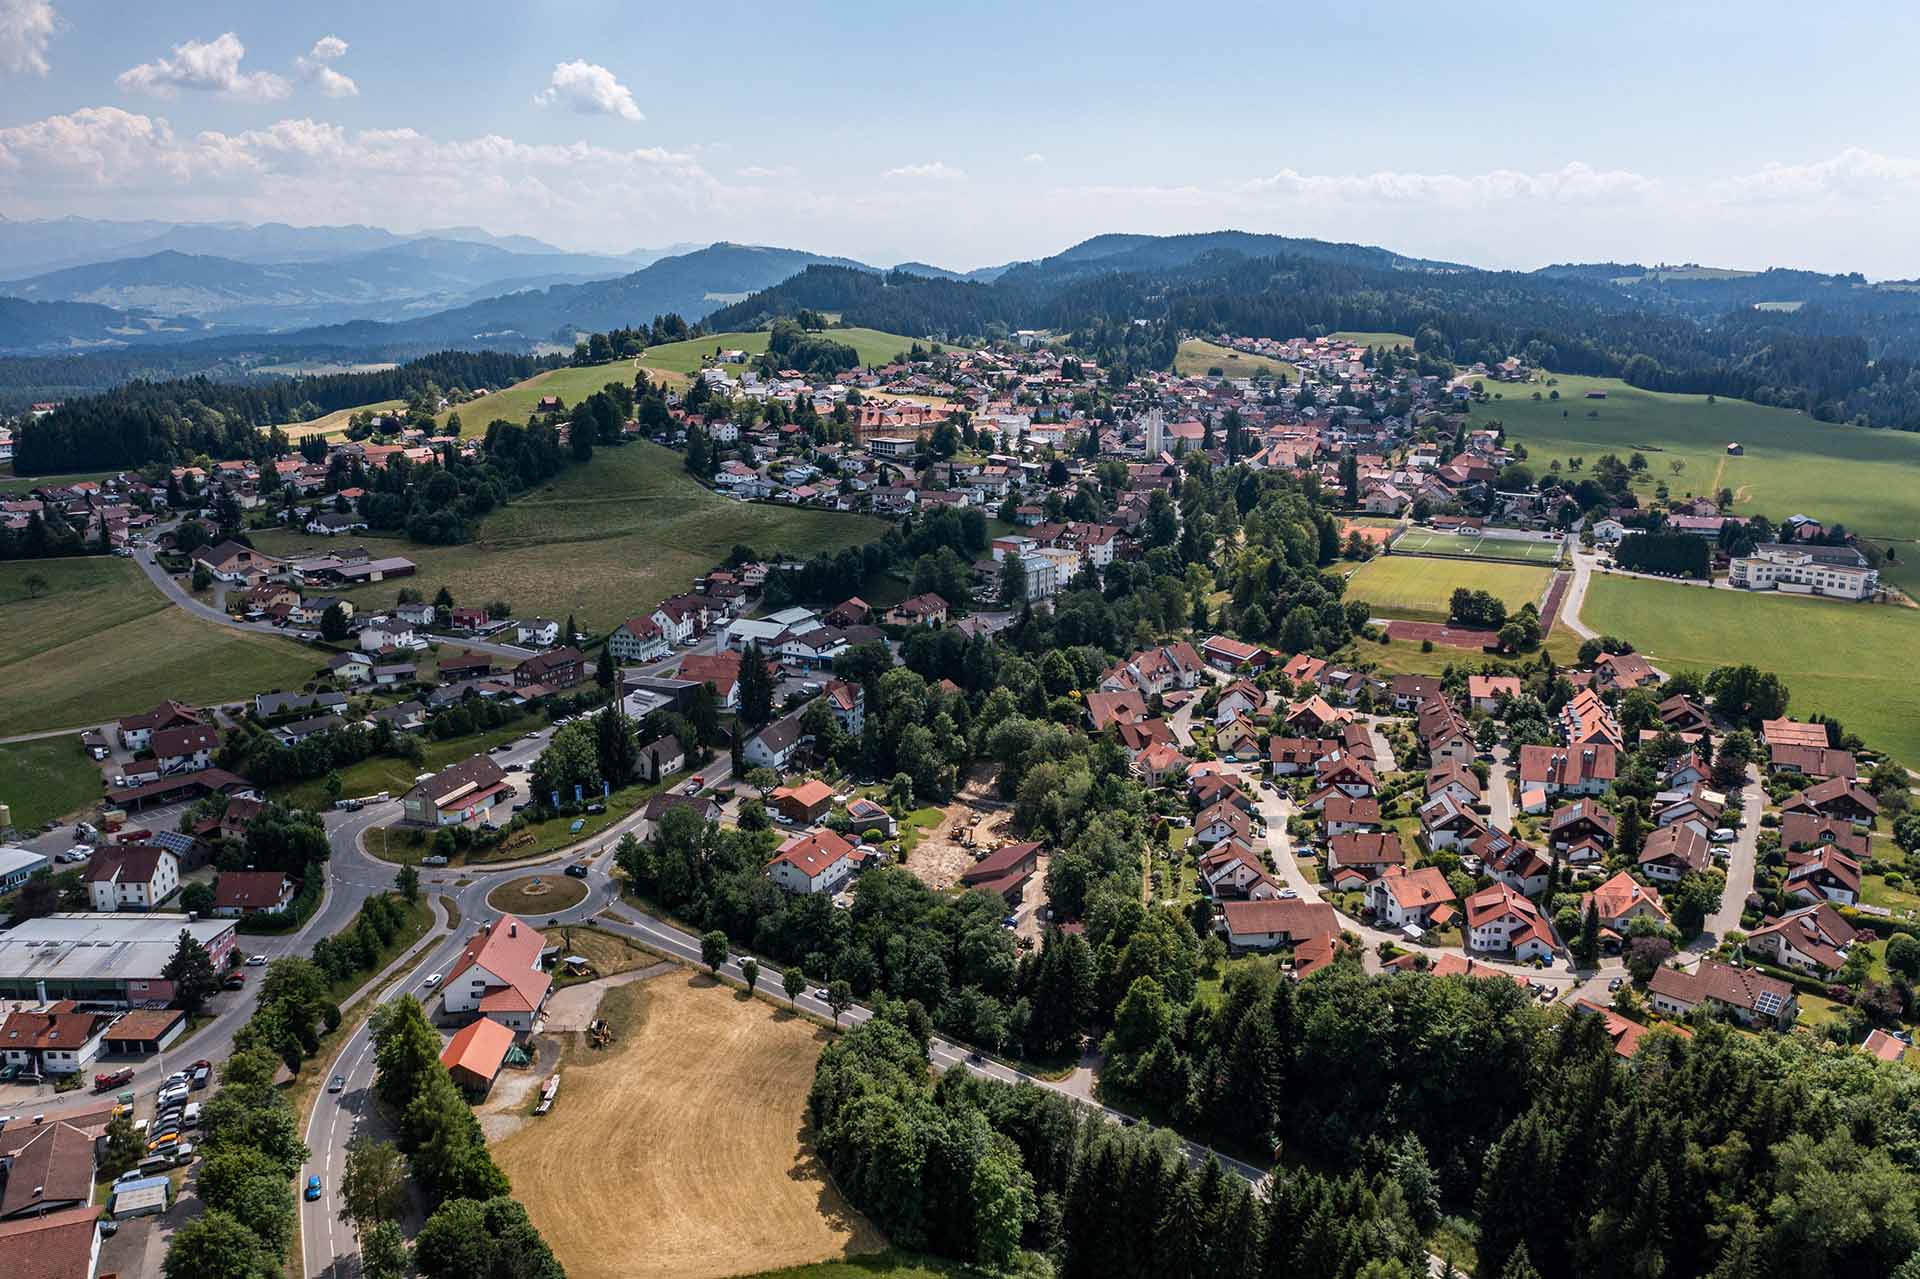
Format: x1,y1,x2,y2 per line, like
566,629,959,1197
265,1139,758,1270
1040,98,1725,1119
116,32,290,101
534,60,642,121
6,117,1920,279
1022,152,1045,165
736,165,794,180
0,0,56,75
885,161,964,181
296,34,357,97
1723,146,1920,205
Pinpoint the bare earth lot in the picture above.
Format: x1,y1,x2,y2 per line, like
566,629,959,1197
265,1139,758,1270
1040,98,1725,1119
907,774,1014,891
491,972,883,1279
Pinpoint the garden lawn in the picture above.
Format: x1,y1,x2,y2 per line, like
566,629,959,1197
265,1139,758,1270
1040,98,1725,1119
1470,372,1920,546
0,737,103,828
267,721,532,809
1173,339,1293,382
1343,556,1552,623
248,442,884,634
1581,574,1920,767
0,558,322,735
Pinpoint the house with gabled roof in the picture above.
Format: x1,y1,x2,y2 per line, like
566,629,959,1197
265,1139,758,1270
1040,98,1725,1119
1366,866,1456,930
1547,800,1616,860
767,830,856,895
1219,898,1337,953
1744,902,1858,977
1325,831,1404,886
1580,871,1669,935
1781,778,1879,824
1648,959,1795,1029
1638,824,1712,883
84,845,179,912
1592,650,1660,692
1321,793,1382,835
1465,883,1556,961
1517,745,1616,797
1572,998,1690,1059
441,914,551,1033
1783,845,1862,905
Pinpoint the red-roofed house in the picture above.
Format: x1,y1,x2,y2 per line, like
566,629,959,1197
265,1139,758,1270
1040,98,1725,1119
1220,898,1337,953
211,870,295,917
441,914,551,1033
1466,883,1557,961
767,830,856,895
1573,998,1688,1058
1366,867,1456,930
0,1003,111,1076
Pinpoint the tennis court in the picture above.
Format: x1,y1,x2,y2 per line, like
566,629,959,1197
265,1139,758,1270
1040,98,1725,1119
1389,527,1565,564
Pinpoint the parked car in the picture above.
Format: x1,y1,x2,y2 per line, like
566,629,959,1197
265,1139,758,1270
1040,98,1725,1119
1710,827,1737,843
93,1068,134,1093
190,1063,210,1089
223,973,246,989
246,954,268,967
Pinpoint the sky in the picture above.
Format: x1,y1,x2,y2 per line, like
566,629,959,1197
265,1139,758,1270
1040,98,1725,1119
3,0,1920,276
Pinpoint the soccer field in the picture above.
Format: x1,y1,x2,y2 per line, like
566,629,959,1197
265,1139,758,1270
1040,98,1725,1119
1389,528,1564,564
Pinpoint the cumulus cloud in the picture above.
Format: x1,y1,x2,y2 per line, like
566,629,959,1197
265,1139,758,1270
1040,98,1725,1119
885,161,964,181
1724,146,1920,205
1022,152,1045,165
0,0,57,75
534,60,642,121
296,34,356,98
116,31,290,101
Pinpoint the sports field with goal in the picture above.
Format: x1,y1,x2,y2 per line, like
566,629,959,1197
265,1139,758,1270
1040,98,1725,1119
1389,527,1565,564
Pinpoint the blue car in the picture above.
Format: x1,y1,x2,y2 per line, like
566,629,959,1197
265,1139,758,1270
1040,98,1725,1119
304,1175,322,1202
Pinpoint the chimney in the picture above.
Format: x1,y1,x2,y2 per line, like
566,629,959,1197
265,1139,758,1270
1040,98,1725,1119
508,923,517,938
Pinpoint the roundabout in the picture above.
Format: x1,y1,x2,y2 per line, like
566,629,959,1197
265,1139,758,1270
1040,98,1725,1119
485,873,591,917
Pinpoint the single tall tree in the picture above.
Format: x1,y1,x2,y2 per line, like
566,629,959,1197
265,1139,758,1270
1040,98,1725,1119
162,929,219,1016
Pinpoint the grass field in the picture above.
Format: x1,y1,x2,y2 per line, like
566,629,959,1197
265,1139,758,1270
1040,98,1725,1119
0,737,102,828
274,398,407,440
1343,556,1553,623
435,361,644,434
269,721,531,809
1174,338,1293,382
0,558,321,735
1471,372,1920,545
1389,528,1565,564
1581,574,1920,766
250,442,883,633
1330,331,1415,349
635,327,920,384
486,873,589,916
493,972,882,1279
1347,628,1585,677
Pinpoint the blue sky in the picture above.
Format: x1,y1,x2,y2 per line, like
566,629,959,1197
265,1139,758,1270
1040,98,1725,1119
4,0,1920,274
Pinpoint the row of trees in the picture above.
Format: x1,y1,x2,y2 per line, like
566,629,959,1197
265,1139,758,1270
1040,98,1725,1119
368,996,564,1278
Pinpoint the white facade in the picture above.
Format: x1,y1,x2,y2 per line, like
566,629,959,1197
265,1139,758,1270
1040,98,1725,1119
1730,546,1877,599
88,851,180,913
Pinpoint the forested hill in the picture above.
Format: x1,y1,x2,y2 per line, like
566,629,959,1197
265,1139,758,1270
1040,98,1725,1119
12,349,551,474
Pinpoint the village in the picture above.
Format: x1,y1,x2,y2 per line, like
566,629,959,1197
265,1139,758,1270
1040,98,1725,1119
0,323,1914,1279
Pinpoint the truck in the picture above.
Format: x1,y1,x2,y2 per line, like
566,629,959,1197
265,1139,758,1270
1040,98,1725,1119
93,1068,135,1093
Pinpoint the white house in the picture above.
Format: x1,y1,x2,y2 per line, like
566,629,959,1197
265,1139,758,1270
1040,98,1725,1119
85,846,181,912
440,914,551,1033
767,830,856,895
150,724,218,776
609,616,670,664
358,622,417,652
742,712,811,773
516,618,561,647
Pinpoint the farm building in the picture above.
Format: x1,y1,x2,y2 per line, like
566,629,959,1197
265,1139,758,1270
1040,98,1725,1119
441,1016,517,1094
